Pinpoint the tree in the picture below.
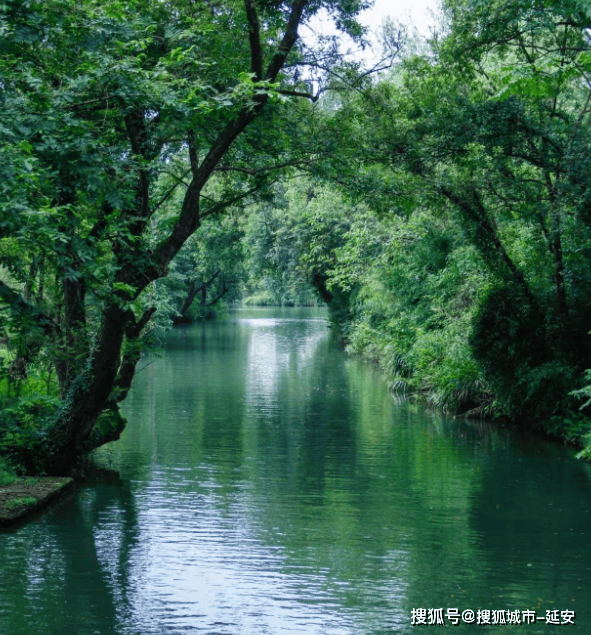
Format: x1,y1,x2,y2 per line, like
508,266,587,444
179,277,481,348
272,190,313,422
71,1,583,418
0,0,369,473
165,212,246,324
302,0,591,422
242,179,353,308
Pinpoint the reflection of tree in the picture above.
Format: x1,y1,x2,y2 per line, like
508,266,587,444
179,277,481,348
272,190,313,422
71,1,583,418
119,314,591,634
113,310,555,633
248,327,358,494
470,436,591,613
242,353,486,624
0,478,140,635
121,320,251,476
9,308,584,635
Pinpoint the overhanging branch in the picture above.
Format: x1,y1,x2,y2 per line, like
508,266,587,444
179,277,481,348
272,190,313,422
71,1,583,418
245,0,263,80
265,0,308,82
155,0,310,271
200,183,270,218
277,88,318,101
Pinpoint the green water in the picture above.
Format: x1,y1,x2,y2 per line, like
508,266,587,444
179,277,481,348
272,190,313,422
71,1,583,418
1,307,591,634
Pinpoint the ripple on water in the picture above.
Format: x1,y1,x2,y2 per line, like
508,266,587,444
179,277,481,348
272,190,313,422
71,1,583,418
0,308,590,635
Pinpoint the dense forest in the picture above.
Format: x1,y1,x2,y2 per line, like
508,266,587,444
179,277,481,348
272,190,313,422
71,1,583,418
1,0,591,477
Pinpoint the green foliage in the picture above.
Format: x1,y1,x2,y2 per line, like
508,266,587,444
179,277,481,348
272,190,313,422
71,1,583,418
0,0,373,472
546,410,591,444
2,0,591,470
336,207,491,413
242,180,353,309
0,458,18,486
0,391,61,474
575,442,591,461
243,290,281,306
571,371,591,407
5,497,37,511
286,0,591,444
469,283,546,415
162,212,246,322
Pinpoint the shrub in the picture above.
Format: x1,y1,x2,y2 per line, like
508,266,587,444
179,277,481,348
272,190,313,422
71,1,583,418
470,282,580,422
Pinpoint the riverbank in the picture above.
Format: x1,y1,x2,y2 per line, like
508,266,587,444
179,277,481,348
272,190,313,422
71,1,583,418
339,326,591,459
0,477,73,528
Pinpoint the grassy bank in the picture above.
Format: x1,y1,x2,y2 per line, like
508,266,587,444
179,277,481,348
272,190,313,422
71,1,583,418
0,476,73,528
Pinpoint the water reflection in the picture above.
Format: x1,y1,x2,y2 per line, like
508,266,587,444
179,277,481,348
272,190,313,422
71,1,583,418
1,308,590,634
0,478,138,634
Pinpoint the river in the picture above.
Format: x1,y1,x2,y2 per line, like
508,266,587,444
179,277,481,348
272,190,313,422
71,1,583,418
1,307,591,634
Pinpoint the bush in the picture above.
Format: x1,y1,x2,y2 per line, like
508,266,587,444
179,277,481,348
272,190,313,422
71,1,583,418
470,283,574,421
0,393,61,475
0,457,17,486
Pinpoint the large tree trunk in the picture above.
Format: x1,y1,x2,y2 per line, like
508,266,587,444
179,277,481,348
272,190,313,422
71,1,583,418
36,0,312,474
44,303,128,474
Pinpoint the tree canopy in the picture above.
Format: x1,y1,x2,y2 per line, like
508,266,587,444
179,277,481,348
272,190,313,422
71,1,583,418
3,0,591,474
0,0,371,473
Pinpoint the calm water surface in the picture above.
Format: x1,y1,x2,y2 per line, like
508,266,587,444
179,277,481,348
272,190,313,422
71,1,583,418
1,307,591,634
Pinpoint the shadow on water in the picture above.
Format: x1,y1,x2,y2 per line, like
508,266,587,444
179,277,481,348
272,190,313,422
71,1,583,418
0,478,139,635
